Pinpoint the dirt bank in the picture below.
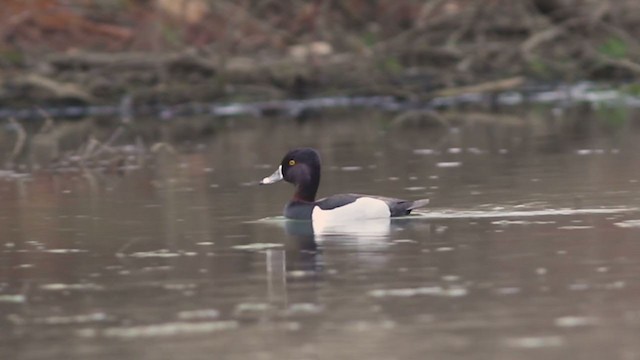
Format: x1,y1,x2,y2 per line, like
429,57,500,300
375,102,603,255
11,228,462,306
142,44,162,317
1,0,640,109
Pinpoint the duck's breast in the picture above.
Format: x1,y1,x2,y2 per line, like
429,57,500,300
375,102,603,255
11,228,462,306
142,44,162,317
312,197,390,224
284,201,315,220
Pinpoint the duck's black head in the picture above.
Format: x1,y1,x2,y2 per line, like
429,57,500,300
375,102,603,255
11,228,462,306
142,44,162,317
260,148,321,202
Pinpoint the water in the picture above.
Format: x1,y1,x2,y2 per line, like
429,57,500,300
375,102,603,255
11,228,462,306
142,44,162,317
2,109,640,359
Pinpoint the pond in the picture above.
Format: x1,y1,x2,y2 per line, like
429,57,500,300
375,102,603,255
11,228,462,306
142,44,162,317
1,107,640,359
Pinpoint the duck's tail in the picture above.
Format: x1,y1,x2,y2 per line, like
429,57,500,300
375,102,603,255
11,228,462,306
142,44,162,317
383,197,430,216
408,199,429,210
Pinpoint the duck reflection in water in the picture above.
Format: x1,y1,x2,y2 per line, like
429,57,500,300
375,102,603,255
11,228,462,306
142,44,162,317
278,216,398,274
264,215,417,308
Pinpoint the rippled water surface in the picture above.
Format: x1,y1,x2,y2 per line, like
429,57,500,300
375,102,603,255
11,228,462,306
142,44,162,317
2,109,640,359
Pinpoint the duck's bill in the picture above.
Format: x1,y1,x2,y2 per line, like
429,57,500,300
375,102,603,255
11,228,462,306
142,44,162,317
260,165,283,185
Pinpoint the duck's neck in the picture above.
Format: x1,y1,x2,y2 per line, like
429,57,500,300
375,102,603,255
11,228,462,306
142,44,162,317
293,174,319,202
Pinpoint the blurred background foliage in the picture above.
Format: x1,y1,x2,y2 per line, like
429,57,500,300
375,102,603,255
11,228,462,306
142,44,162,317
1,0,640,106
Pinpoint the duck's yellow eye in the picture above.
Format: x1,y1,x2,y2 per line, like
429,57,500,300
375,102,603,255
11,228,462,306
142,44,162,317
288,160,296,166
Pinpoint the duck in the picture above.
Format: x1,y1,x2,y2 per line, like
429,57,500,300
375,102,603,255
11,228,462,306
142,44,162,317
259,148,429,221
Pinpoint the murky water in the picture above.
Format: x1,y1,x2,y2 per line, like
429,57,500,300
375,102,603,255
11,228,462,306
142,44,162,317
2,109,640,359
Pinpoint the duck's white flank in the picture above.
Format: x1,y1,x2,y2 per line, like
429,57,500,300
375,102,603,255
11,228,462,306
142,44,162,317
311,197,391,225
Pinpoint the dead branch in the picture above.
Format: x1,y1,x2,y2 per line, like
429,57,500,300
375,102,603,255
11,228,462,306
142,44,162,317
8,118,26,162
432,77,525,98
89,126,126,159
81,136,101,160
521,26,565,60
595,55,640,75
20,74,93,102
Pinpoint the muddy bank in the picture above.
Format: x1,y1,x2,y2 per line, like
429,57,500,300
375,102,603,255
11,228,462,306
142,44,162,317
2,0,640,109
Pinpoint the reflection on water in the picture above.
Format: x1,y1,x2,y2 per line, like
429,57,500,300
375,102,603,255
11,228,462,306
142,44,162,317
313,218,391,238
266,216,392,238
2,109,640,359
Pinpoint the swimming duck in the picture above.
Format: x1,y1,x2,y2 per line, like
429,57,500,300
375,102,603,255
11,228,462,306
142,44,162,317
259,148,429,221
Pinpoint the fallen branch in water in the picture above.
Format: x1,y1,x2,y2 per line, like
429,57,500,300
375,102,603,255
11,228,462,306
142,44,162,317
7,118,26,164
83,126,126,161
36,107,55,134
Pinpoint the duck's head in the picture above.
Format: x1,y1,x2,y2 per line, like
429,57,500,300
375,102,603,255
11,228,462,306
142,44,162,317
260,148,321,202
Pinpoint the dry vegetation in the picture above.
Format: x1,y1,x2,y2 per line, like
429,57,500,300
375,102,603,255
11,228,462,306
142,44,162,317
1,0,640,108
